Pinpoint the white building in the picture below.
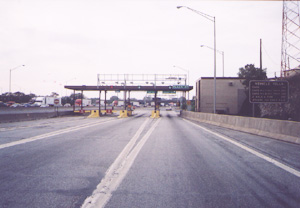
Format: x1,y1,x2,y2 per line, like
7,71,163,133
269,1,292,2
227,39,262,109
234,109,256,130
283,65,300,77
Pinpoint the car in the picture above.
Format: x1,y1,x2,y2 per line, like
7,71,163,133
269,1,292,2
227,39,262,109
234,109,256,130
0,102,8,107
10,103,21,107
166,106,172,111
6,101,15,107
23,103,32,107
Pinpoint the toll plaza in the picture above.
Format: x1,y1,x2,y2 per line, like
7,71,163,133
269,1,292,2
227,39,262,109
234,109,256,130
64,74,193,118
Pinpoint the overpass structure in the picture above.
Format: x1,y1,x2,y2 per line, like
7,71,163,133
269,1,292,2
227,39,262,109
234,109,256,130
64,74,193,117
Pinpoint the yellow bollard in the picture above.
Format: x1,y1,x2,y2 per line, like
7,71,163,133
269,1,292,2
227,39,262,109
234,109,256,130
118,110,128,118
150,110,160,118
88,110,100,118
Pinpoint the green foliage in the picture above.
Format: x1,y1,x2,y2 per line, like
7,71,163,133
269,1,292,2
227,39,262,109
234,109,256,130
109,96,119,102
70,93,85,100
237,64,267,117
61,96,73,106
238,64,267,89
0,92,36,103
260,74,300,121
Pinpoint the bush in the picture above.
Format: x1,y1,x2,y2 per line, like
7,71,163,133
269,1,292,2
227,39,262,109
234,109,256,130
259,74,300,121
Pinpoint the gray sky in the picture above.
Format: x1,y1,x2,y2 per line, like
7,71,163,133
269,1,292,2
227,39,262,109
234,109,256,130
0,0,283,99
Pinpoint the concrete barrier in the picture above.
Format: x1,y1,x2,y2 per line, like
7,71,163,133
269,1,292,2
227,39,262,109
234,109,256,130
181,111,300,145
0,109,74,123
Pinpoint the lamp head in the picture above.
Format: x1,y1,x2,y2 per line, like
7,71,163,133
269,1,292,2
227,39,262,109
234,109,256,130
177,6,183,9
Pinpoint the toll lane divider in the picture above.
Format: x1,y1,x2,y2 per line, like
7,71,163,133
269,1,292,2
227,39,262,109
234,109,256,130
181,111,300,145
184,118,300,178
82,117,161,208
0,118,117,150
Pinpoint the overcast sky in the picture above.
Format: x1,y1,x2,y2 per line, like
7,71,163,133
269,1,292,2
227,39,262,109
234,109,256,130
0,0,283,99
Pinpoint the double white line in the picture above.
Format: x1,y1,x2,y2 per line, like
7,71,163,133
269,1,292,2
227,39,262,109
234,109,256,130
82,117,161,208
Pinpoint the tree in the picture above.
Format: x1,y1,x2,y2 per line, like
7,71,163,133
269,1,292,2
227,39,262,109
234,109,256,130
70,93,85,100
237,64,267,116
109,96,119,103
0,92,36,103
238,64,267,89
61,96,72,106
50,92,59,97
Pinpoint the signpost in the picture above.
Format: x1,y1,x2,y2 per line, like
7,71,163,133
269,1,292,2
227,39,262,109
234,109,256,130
249,80,289,103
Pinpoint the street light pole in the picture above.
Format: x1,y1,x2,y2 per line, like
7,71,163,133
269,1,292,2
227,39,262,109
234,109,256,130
173,65,189,100
9,65,25,93
177,6,216,114
200,45,224,77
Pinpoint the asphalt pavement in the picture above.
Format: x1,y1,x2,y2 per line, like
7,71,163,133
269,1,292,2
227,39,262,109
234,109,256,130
0,109,299,208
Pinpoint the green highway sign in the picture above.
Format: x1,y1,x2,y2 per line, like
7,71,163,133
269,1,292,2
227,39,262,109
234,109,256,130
163,91,176,94
172,85,189,89
147,91,155,94
115,90,120,93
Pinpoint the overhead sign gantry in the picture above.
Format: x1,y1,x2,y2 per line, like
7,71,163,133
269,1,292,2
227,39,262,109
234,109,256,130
64,74,193,117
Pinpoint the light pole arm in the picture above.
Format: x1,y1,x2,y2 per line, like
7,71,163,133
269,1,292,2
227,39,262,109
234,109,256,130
9,65,25,93
177,6,215,22
177,6,216,113
201,45,223,55
173,65,189,85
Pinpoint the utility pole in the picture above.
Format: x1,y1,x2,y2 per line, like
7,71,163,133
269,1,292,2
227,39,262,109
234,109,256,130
260,39,262,71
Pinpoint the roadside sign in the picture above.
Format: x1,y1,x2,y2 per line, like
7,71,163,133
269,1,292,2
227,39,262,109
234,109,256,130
249,80,289,103
115,90,120,93
54,99,59,105
147,91,155,94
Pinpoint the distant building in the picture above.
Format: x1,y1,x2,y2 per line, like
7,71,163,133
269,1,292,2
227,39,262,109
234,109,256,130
283,65,300,77
195,77,246,115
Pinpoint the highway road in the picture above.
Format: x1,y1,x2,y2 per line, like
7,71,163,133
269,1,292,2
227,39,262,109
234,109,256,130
0,109,300,208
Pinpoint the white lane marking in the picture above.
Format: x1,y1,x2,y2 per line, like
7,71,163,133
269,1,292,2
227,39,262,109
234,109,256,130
81,118,161,208
0,118,117,150
184,119,300,178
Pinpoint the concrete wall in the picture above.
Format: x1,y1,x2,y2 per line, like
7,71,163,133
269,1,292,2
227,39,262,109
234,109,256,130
181,111,300,145
0,108,74,123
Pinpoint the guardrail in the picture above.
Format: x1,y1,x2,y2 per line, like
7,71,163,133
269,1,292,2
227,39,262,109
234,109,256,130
181,111,300,145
